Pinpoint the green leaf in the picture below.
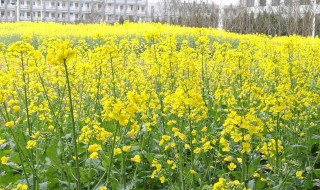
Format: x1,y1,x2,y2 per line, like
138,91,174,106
46,141,62,169
231,171,241,180
314,169,320,178
39,182,48,190
247,179,255,190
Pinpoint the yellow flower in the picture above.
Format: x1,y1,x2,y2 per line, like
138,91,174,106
260,177,266,182
160,176,165,183
16,184,28,190
228,162,237,171
212,178,226,190
161,135,171,141
201,126,207,132
26,140,37,149
99,186,107,190
1,156,9,165
0,139,6,145
5,121,14,128
47,40,75,65
31,131,40,139
131,155,141,163
190,169,197,174
90,152,99,159
193,147,201,154
224,156,232,162
122,145,132,152
241,142,251,153
296,171,303,179
113,148,122,155
202,141,213,152
48,125,55,131
13,105,21,112
230,180,240,185
8,99,18,106
266,163,272,169
88,144,102,153
253,173,260,178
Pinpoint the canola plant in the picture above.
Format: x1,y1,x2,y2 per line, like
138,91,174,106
0,22,319,190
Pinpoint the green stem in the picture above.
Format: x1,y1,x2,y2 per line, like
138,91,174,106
20,53,37,190
122,152,126,189
63,60,81,190
275,113,280,174
93,123,119,189
8,128,39,183
8,128,30,187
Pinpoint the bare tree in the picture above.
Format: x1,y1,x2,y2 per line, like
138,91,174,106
156,0,219,27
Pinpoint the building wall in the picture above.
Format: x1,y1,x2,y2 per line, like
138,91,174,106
0,0,147,23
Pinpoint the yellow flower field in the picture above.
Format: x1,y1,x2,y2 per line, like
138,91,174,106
0,22,319,190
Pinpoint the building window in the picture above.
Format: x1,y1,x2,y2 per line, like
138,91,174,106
130,5,133,10
69,2,73,7
51,2,55,7
27,12,30,17
51,13,54,17
120,5,123,11
300,0,311,5
141,6,145,11
75,3,78,8
247,0,254,7
285,0,293,5
272,0,280,6
259,0,266,6
62,2,65,7
1,11,4,17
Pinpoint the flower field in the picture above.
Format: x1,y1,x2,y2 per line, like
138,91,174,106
0,22,319,190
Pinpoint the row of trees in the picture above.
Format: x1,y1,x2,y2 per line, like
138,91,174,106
150,0,221,27
152,0,319,37
225,10,318,36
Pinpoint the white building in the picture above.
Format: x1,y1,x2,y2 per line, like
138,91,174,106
0,0,148,23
